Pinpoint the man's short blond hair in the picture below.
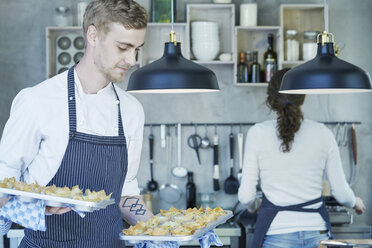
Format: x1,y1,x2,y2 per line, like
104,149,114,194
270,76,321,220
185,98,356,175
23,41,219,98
83,0,148,40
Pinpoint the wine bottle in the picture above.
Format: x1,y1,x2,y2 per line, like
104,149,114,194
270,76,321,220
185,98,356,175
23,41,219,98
264,33,277,82
186,172,196,209
250,51,261,83
237,51,249,82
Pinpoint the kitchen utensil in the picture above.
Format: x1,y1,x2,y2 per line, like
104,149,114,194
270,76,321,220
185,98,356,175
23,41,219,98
349,124,358,186
172,123,188,178
159,126,182,203
147,128,158,191
212,129,220,191
224,132,239,194
187,125,202,165
160,124,166,148
201,124,210,148
237,131,244,183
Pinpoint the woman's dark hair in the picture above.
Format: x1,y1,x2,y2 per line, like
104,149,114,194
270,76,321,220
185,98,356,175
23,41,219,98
266,69,305,152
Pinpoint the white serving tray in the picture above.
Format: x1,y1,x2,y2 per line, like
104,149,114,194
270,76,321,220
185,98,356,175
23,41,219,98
120,210,233,242
0,187,115,212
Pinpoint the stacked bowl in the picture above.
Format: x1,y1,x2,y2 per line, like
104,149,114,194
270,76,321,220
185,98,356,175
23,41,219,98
191,21,220,61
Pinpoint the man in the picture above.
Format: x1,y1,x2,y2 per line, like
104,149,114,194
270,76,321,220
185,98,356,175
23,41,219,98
0,0,153,247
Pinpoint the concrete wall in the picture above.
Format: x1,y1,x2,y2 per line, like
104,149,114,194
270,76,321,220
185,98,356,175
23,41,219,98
0,0,371,225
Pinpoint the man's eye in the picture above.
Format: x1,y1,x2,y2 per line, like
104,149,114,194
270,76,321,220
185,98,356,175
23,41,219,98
118,47,128,51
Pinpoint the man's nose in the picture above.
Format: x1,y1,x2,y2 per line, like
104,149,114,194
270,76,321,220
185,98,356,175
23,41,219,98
125,50,137,67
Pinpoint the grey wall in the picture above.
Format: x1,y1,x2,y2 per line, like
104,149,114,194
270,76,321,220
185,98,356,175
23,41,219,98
1,0,372,225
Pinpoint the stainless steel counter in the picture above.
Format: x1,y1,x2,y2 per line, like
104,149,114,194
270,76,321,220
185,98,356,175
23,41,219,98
6,224,242,248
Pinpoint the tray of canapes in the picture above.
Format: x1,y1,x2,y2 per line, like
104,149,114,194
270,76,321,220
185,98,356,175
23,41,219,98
0,177,115,212
120,206,233,242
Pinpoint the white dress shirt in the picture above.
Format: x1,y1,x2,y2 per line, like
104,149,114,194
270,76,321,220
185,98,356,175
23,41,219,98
238,119,355,235
0,70,144,196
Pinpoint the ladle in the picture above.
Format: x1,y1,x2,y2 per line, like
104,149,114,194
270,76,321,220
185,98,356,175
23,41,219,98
172,123,188,178
147,126,158,191
201,124,210,148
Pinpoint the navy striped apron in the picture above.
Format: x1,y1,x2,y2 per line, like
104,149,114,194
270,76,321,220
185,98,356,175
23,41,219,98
20,66,128,247
251,194,332,248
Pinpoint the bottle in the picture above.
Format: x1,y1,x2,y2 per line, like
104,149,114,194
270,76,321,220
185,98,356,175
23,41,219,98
285,29,299,61
186,172,196,209
302,31,319,61
152,0,176,23
250,51,261,83
237,52,249,83
264,33,277,82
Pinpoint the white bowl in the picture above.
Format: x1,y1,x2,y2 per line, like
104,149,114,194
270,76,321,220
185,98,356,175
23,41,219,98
192,44,220,61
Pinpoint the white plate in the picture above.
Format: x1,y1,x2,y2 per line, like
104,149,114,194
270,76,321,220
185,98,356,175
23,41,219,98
0,187,115,212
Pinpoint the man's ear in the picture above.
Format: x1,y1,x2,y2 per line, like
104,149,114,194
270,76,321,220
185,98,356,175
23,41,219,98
86,25,98,47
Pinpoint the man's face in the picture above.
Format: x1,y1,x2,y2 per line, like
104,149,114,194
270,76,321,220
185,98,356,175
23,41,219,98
93,23,146,83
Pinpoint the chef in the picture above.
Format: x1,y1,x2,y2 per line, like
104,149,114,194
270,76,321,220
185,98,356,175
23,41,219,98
238,69,366,248
0,0,153,247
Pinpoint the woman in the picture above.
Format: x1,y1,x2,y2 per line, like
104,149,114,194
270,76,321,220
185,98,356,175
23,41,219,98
238,69,365,248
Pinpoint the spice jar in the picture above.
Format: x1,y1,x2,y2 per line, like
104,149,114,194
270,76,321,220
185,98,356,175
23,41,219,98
285,30,299,61
302,31,319,61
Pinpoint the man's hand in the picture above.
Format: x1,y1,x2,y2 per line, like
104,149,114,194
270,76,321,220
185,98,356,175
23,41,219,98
353,197,366,215
45,206,72,215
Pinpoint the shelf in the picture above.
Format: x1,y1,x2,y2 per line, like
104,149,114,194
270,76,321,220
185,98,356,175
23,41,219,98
192,60,234,65
235,26,280,31
234,82,268,86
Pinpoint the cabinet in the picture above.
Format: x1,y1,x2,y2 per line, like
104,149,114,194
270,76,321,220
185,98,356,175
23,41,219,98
46,3,327,88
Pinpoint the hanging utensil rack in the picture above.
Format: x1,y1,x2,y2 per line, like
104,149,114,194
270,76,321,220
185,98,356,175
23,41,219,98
145,121,361,127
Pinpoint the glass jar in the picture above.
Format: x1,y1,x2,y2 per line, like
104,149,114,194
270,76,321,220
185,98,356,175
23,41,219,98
54,6,73,26
285,29,299,61
302,31,319,61
152,0,176,23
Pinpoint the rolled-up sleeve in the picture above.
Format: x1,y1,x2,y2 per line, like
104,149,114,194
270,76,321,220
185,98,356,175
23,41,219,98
121,105,144,196
0,89,41,181
325,129,356,208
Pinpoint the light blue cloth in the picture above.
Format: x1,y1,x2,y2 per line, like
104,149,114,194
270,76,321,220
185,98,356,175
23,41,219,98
0,197,86,235
133,230,223,248
0,197,46,234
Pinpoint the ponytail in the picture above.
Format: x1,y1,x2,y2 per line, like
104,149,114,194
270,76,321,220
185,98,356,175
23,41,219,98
266,69,305,152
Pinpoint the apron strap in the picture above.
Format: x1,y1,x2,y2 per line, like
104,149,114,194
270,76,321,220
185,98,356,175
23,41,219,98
111,83,125,137
67,66,125,137
251,194,333,248
67,66,77,135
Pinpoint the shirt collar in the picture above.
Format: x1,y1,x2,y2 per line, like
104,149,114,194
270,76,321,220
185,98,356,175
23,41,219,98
73,68,113,97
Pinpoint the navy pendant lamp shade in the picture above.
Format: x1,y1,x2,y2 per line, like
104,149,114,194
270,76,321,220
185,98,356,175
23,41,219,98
279,0,371,94
127,38,219,93
279,35,372,94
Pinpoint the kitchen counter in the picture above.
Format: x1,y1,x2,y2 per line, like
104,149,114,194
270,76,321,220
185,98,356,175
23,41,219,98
6,224,241,248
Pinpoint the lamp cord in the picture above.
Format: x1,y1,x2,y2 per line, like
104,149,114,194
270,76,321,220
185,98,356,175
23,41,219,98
323,0,328,32
171,0,174,31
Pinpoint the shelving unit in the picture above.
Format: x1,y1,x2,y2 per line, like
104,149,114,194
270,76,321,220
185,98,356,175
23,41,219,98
279,4,327,63
45,3,328,89
234,26,281,85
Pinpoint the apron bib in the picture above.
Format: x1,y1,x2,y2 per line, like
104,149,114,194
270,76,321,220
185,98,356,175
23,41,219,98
251,194,333,248
20,66,128,248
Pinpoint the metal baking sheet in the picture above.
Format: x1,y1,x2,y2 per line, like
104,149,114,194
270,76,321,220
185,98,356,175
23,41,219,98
0,187,115,211
120,210,233,242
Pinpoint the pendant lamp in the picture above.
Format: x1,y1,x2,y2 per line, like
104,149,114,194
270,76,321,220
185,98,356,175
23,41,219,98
279,0,371,94
127,1,219,93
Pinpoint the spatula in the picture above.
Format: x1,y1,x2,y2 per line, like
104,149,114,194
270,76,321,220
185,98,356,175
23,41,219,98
224,132,239,194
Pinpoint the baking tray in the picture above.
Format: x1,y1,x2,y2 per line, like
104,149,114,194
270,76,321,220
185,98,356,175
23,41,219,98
120,210,233,242
0,187,115,212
